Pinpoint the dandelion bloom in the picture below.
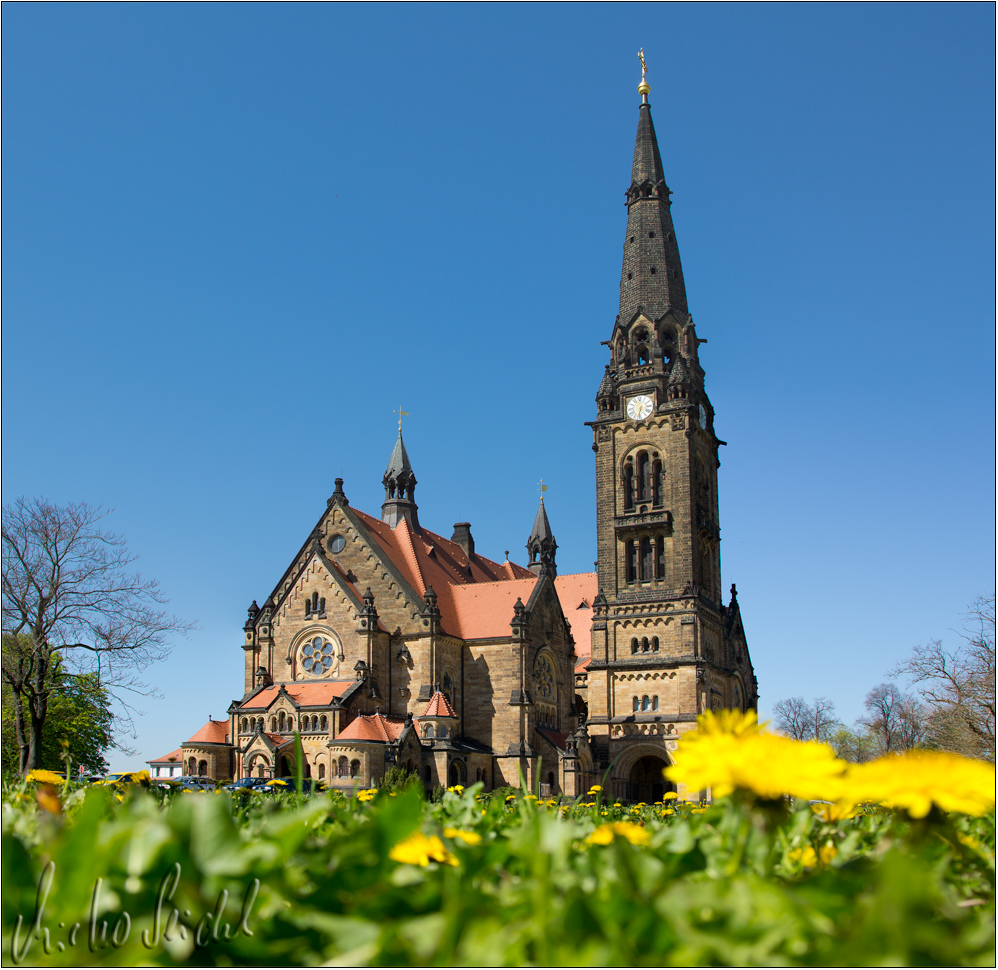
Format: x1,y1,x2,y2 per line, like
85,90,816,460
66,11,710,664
443,827,482,846
663,792,678,800
447,785,464,793
356,789,378,802
588,785,602,793
664,710,847,801
843,751,996,818
25,770,65,786
585,821,651,846
787,844,837,867
389,832,458,867
35,786,62,814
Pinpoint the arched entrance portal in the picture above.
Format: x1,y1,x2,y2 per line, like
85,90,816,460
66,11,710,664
627,754,671,803
277,754,311,779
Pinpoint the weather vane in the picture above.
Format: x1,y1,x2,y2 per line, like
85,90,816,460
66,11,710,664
394,405,410,431
537,478,548,500
638,48,651,99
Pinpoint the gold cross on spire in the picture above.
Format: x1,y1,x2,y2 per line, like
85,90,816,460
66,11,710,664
638,48,647,83
537,478,548,500
394,405,410,431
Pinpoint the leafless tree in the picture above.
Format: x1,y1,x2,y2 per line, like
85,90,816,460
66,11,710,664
773,695,839,742
773,696,810,740
860,682,927,754
892,594,995,762
2,498,192,773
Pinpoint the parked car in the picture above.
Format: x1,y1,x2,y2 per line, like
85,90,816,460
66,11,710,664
174,775,216,792
97,771,150,786
223,777,268,791
259,777,325,794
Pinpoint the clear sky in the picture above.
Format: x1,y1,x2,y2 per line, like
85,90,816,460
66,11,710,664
3,3,995,770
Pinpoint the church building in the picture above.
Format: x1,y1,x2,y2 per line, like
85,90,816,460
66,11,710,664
152,69,758,801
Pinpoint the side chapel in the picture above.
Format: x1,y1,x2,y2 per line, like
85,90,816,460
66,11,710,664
151,68,758,801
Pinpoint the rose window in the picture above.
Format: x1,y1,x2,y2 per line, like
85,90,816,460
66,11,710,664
300,637,336,676
534,655,554,699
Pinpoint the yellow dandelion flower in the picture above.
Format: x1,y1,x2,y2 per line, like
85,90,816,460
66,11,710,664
25,769,66,786
35,785,62,815
843,750,996,818
663,792,678,800
663,808,674,816
664,710,847,801
588,784,602,793
356,789,377,802
787,846,817,867
505,794,517,802
389,832,458,867
787,843,837,867
443,827,482,846
585,821,651,846
447,784,464,793
811,801,858,822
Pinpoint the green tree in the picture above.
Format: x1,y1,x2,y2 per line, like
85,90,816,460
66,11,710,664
2,498,192,773
1,654,115,775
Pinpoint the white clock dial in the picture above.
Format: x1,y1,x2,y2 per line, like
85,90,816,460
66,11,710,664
698,403,708,429
626,395,654,420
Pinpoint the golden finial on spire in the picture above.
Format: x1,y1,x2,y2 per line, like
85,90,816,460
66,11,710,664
394,405,410,432
637,48,651,99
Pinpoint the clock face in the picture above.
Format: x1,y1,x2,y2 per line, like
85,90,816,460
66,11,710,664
626,395,654,420
698,403,708,429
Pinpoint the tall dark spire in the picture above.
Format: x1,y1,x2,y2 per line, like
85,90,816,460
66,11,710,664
381,432,419,529
526,497,557,576
617,80,687,326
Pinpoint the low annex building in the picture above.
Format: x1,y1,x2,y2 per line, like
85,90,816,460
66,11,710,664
161,70,757,801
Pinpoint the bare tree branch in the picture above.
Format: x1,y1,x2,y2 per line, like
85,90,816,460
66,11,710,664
2,497,194,773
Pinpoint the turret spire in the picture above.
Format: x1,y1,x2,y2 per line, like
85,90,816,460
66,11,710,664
618,57,687,327
526,494,557,576
381,431,419,529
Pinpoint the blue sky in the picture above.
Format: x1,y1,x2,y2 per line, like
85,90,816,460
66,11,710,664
3,3,995,770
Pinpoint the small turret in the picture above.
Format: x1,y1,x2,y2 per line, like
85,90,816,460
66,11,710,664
526,497,558,576
381,432,419,529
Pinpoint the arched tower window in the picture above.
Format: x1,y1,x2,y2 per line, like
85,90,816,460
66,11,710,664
637,452,651,502
656,536,666,580
622,460,635,512
626,540,637,583
632,697,640,712
640,537,654,580
652,458,664,507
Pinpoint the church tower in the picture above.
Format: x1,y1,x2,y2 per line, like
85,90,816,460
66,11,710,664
585,62,757,799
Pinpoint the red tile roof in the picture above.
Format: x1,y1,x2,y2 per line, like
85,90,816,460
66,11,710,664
351,511,535,629
335,713,412,744
263,733,291,747
554,572,598,658
238,681,356,711
537,728,570,751
422,691,458,718
448,577,539,639
184,719,230,745
148,748,184,765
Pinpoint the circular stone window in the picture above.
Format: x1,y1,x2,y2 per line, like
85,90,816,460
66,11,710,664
300,636,337,676
328,534,346,554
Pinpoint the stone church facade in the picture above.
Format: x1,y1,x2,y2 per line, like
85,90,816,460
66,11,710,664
154,77,757,801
